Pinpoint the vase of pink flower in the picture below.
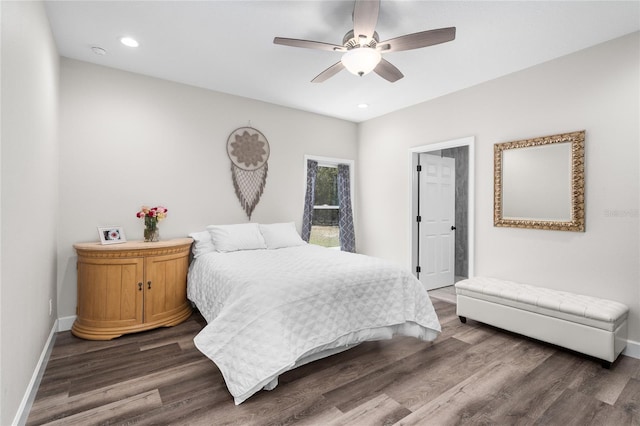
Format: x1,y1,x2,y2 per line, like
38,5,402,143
136,206,168,242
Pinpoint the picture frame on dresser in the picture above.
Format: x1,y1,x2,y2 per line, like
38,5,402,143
97,226,126,244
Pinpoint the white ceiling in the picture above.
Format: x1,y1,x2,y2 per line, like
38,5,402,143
44,1,640,123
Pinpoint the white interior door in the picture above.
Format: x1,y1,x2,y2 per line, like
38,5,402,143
419,153,456,290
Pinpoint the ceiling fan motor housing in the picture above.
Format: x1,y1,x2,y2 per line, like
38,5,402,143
342,30,379,49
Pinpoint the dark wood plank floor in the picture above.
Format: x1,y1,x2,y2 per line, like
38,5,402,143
27,299,640,425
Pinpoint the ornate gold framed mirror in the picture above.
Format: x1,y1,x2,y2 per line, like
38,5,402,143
494,130,585,231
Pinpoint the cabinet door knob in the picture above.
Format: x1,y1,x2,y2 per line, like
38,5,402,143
138,282,142,291
147,281,152,290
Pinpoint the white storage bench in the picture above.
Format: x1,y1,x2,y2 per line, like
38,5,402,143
455,277,629,367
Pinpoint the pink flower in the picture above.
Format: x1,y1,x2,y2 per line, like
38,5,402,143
136,205,168,222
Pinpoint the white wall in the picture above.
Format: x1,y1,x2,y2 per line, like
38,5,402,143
0,1,59,424
58,59,358,318
357,33,640,343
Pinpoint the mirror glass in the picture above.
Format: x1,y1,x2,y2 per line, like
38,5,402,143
494,131,585,231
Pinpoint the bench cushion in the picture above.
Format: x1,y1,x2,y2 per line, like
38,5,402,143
455,277,628,332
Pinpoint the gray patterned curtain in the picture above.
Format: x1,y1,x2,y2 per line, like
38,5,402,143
301,159,318,242
337,164,356,252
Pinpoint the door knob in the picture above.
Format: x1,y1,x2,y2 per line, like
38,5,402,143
451,226,457,231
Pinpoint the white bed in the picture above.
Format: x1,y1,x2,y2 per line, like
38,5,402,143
187,223,441,405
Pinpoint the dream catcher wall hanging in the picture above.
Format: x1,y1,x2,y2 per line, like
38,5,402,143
227,126,270,220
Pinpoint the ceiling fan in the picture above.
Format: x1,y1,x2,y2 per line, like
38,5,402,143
273,0,456,83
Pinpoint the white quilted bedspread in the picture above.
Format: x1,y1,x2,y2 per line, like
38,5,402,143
187,245,440,404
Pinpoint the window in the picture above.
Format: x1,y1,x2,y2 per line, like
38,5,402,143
303,156,355,250
310,165,340,247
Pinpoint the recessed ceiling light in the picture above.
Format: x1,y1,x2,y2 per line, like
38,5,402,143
357,103,369,109
120,37,139,48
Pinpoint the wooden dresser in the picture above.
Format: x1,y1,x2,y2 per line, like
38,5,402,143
72,238,193,340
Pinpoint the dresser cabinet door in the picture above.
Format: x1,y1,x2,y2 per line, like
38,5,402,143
144,250,190,325
76,257,144,329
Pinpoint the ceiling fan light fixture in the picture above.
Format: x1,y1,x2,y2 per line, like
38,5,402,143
341,47,381,77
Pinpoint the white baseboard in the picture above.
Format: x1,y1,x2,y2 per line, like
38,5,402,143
58,315,76,332
622,339,640,360
12,320,58,426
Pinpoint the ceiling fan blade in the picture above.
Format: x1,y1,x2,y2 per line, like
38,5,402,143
311,62,345,83
374,59,404,83
378,27,456,53
353,0,380,40
274,37,346,52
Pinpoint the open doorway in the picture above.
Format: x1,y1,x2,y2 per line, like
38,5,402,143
410,137,475,294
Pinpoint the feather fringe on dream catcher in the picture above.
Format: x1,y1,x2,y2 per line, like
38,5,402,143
227,127,270,220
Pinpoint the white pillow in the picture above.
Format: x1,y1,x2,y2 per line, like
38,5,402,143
259,222,306,249
188,231,216,258
206,223,267,252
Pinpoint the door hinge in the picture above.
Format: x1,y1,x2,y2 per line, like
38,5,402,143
416,266,421,273
416,215,422,223
416,164,422,172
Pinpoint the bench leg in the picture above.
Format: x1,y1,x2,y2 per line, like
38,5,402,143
459,316,467,324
